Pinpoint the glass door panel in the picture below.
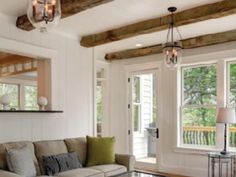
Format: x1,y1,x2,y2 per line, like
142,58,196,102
131,71,158,165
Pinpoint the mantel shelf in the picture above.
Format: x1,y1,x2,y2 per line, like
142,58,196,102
0,110,63,113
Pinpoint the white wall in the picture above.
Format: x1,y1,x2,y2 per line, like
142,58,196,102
0,13,94,142
109,41,236,177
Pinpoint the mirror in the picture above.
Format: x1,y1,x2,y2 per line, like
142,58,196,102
0,51,51,110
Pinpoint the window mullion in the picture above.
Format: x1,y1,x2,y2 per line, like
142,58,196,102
216,60,226,150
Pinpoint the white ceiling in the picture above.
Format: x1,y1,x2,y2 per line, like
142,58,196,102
0,0,235,58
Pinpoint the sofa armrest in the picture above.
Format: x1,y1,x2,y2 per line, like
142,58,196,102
115,154,135,171
0,170,21,177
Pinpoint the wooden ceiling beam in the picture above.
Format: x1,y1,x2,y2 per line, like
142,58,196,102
105,29,236,60
81,1,236,47
0,54,34,67
16,0,114,31
0,68,37,78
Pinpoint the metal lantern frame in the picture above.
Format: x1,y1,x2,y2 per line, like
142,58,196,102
162,7,183,68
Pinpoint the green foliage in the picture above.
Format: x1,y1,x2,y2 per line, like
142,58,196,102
183,65,217,128
0,83,19,109
24,86,38,110
229,64,236,105
182,65,217,146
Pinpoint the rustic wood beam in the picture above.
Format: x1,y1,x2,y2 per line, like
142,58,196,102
81,0,236,47
0,67,37,78
105,29,236,60
16,0,114,31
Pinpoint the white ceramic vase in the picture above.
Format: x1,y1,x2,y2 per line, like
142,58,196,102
38,97,48,111
0,94,10,110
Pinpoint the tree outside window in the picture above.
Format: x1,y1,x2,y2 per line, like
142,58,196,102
24,85,38,110
0,83,19,109
181,64,217,147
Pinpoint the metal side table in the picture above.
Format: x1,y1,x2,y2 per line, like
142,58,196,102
208,152,236,177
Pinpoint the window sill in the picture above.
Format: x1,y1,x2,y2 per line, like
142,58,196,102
173,146,221,156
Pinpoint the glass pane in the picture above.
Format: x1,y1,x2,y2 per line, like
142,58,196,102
183,65,217,106
24,86,38,110
229,63,236,106
96,81,103,137
133,77,140,103
132,73,157,164
0,83,19,109
152,74,157,123
182,107,216,146
229,123,236,148
133,105,140,132
96,84,102,124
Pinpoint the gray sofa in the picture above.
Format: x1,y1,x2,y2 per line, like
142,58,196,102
0,137,135,177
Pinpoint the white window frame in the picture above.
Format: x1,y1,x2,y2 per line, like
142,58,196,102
132,75,142,134
179,63,218,149
226,61,236,150
176,57,236,153
94,60,110,137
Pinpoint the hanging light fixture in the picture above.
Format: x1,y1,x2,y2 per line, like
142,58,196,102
27,0,61,33
162,7,183,69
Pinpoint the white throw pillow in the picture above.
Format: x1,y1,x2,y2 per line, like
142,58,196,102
6,145,36,177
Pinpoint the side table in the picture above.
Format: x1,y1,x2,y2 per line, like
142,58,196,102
208,152,236,177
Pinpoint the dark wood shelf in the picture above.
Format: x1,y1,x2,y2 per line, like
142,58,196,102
0,110,63,113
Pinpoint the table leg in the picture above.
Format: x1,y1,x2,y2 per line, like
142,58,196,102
219,157,221,177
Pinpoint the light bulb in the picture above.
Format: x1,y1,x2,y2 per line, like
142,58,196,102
33,0,37,6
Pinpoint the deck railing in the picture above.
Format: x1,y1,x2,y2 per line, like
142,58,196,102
183,126,236,147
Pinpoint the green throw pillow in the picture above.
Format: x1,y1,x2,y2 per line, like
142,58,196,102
86,136,115,167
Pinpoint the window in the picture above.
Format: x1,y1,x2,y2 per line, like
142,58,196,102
96,82,103,137
132,76,141,132
181,64,217,147
0,83,19,109
24,85,38,110
227,62,236,148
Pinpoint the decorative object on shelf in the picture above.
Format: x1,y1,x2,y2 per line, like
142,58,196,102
38,97,48,111
27,0,61,33
0,94,11,110
216,107,236,155
162,7,183,69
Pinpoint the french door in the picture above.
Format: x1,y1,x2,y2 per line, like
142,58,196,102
128,69,160,170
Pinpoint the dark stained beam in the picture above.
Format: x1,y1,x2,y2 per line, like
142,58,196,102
81,0,236,47
105,29,236,60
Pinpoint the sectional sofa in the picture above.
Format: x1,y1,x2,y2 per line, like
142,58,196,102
0,137,135,177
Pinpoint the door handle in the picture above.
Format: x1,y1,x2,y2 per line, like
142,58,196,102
156,128,159,139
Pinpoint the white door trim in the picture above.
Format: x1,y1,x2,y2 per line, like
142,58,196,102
125,61,163,171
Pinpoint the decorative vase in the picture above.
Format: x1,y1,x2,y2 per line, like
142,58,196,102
0,94,11,110
38,97,48,111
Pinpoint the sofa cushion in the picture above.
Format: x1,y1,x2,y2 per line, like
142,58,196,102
58,168,104,177
34,140,68,175
6,145,36,177
43,152,82,175
64,138,87,166
86,136,115,167
0,142,40,175
89,164,127,177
